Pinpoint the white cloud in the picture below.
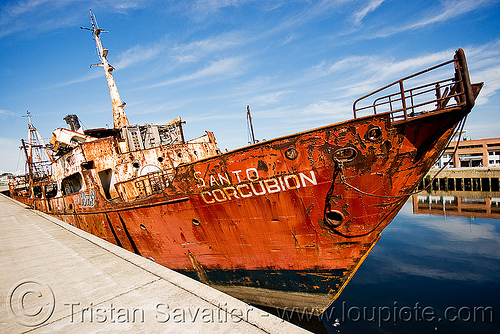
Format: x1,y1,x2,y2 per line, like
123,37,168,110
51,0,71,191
0,0,151,38
463,41,500,105
143,57,246,89
44,72,103,90
43,42,165,89
366,51,450,80
0,109,16,116
303,100,351,117
308,55,369,76
0,0,52,21
250,90,294,105
171,32,247,63
307,50,452,103
115,43,164,69
464,122,500,140
472,65,500,105
184,0,254,21
372,0,495,38
406,0,492,30
352,0,385,25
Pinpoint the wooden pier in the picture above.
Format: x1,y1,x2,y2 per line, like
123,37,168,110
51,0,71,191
419,168,500,196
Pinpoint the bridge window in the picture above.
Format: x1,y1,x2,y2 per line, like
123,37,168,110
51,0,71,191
62,173,83,195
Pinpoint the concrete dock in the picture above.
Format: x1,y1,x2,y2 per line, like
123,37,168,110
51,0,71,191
0,193,310,333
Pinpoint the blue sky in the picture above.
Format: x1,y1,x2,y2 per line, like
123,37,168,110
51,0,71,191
1,0,499,173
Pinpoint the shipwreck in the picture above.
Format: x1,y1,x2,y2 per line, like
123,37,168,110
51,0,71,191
10,13,483,314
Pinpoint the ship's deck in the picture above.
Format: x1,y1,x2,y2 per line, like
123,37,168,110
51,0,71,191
0,193,309,333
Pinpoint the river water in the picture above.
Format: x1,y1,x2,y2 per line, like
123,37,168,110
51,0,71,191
271,194,500,333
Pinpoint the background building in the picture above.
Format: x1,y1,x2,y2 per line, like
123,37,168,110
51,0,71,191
435,137,500,168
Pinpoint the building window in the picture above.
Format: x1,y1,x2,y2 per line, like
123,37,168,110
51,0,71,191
488,150,500,167
459,153,483,168
435,153,454,168
44,183,58,198
442,153,454,167
458,144,483,149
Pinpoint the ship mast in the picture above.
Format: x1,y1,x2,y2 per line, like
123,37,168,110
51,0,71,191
246,105,257,145
22,111,53,184
81,10,130,129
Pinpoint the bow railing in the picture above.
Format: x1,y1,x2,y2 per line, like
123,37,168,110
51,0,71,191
353,49,475,122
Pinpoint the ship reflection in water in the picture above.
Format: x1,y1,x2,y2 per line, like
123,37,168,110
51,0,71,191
284,193,500,333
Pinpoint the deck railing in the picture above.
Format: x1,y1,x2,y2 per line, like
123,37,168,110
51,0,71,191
115,170,174,201
353,49,475,121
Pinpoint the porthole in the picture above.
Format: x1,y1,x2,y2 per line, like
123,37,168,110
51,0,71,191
192,218,200,226
132,161,140,168
365,126,383,142
324,209,344,228
333,147,357,162
284,147,298,160
140,224,147,230
157,156,164,163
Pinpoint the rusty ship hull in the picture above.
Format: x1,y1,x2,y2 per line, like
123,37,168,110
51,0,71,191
10,103,479,313
9,15,483,315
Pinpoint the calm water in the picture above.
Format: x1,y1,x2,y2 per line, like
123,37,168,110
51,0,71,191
269,196,500,333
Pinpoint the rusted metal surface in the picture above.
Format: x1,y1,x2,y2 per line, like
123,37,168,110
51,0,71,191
9,41,483,314
81,11,129,129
